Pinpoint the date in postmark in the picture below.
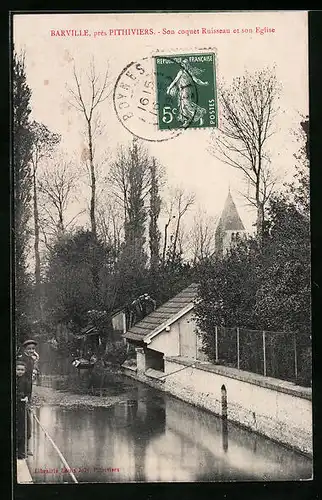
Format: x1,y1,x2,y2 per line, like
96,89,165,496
113,57,181,142
155,53,218,130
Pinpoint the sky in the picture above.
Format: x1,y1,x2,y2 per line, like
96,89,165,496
13,11,309,236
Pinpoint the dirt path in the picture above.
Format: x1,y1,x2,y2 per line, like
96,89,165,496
31,385,129,409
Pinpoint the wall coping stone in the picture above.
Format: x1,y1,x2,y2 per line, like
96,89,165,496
121,361,137,372
165,356,312,401
145,368,166,381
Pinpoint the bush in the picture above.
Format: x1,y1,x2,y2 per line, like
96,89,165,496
103,341,127,366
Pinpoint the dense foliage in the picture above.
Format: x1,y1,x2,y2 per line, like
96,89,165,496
195,120,310,361
45,230,114,326
13,51,34,341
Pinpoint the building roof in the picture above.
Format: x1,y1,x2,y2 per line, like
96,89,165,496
111,308,125,318
216,190,245,232
124,283,199,343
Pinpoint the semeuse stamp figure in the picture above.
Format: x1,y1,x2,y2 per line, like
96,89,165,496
166,59,209,127
155,53,218,130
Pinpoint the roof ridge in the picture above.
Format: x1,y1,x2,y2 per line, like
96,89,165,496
124,282,199,341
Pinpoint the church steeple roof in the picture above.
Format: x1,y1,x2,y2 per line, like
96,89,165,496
217,191,245,232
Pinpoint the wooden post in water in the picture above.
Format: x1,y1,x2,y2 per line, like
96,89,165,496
221,384,228,452
221,384,227,419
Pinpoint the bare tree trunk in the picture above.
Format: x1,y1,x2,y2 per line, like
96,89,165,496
38,157,80,242
32,166,41,318
256,201,264,241
162,219,170,266
68,62,109,239
171,189,195,264
171,217,181,263
149,158,161,275
88,120,96,237
29,121,61,318
256,146,264,241
88,129,99,308
58,208,64,234
255,149,265,242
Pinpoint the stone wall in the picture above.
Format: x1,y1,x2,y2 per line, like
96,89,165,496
122,364,165,391
123,354,312,456
163,357,312,456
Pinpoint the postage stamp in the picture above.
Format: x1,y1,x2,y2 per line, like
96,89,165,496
155,53,218,130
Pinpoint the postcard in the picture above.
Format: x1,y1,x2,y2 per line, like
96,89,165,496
12,10,312,484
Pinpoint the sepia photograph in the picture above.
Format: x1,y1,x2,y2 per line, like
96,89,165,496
12,10,312,484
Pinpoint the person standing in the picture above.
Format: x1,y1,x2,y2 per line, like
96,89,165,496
17,339,39,399
15,360,31,459
16,339,39,456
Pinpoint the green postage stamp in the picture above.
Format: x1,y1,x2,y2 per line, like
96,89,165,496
154,52,218,131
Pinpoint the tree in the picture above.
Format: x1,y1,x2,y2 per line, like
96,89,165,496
67,60,110,309
195,237,262,342
300,116,309,161
124,140,148,261
67,60,110,237
108,142,193,310
44,229,113,327
161,193,176,266
190,208,217,264
209,67,280,241
38,156,81,243
161,186,195,267
108,140,152,297
96,199,123,259
13,50,33,341
255,118,310,335
255,194,310,335
195,193,310,354
149,158,162,276
109,141,151,239
289,116,309,216
30,121,60,317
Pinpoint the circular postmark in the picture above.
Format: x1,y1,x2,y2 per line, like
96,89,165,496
113,56,199,142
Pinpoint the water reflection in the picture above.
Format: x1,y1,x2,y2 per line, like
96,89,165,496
222,418,228,453
28,381,312,483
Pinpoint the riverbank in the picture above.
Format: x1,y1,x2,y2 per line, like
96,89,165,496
122,358,313,457
29,376,312,482
31,384,131,409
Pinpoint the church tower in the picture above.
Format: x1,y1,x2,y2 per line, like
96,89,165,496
215,190,245,256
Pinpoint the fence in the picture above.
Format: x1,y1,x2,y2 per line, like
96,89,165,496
201,326,311,386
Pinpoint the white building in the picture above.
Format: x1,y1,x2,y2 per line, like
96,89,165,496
123,283,206,377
